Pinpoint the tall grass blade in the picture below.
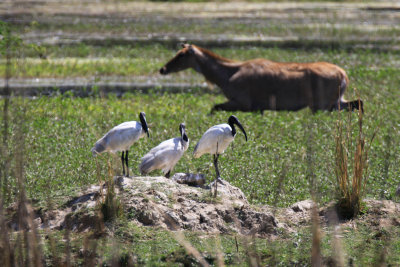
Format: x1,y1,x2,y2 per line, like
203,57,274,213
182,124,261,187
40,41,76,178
334,92,376,218
0,22,12,203
174,231,210,267
311,203,322,267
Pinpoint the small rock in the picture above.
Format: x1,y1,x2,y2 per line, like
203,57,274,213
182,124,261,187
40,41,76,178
290,199,314,212
221,211,234,223
171,173,206,187
291,200,315,212
209,179,248,203
155,191,168,202
165,211,180,228
113,176,128,187
137,210,159,226
182,213,197,222
199,213,208,224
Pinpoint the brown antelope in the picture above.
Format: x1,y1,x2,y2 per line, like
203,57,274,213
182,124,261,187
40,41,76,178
160,44,363,113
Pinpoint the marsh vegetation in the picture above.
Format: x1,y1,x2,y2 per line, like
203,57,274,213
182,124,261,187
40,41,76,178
1,1,400,265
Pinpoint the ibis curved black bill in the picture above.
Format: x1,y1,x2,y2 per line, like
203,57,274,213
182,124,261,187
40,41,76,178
139,112,150,138
180,123,189,142
228,115,247,142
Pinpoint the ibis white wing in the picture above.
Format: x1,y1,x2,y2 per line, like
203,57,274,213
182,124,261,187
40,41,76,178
95,121,144,153
193,123,234,158
140,137,188,175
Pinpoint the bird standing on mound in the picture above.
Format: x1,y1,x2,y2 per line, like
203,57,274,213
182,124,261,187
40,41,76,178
140,123,189,178
92,112,149,177
193,115,247,196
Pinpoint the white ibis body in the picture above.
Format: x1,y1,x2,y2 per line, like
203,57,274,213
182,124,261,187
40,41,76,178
193,115,247,195
91,112,149,177
140,123,189,178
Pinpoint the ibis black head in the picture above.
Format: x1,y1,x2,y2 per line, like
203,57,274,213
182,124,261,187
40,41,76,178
179,123,189,142
139,112,149,138
228,115,247,141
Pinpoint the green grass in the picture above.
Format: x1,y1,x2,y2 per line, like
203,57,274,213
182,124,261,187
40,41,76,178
1,82,399,208
2,44,400,78
1,44,399,208
34,217,400,266
12,18,400,40
10,0,400,43
36,220,312,266
2,2,400,265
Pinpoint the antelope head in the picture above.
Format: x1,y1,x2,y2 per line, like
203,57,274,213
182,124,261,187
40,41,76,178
159,43,197,75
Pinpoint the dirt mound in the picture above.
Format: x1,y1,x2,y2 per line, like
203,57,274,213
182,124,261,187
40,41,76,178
33,176,278,237
122,176,277,236
274,199,400,233
7,176,399,238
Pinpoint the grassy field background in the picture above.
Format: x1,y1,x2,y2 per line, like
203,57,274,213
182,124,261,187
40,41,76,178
1,0,400,265
3,85,399,208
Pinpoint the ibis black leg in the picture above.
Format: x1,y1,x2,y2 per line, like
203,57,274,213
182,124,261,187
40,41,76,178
121,151,125,176
213,154,220,197
125,150,129,177
213,154,220,178
165,170,171,178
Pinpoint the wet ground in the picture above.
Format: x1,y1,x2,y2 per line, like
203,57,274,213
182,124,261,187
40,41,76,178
1,76,211,96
